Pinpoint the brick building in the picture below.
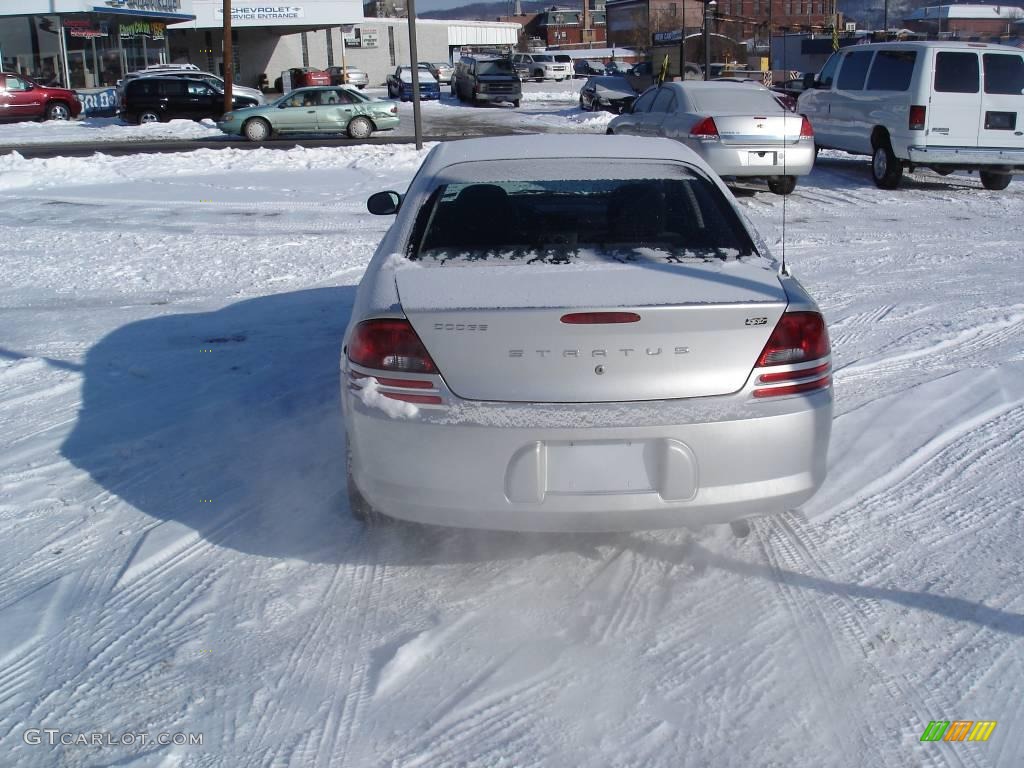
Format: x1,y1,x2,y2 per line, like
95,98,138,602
903,4,1024,37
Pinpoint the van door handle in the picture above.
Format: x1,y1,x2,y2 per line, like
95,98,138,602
307,110,315,113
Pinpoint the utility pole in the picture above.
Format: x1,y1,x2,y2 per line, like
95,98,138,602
407,0,423,149
882,0,888,38
703,0,716,79
222,0,233,114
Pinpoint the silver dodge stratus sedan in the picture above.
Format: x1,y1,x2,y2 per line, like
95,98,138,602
608,81,816,195
342,135,832,532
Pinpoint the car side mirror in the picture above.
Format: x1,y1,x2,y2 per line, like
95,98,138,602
367,190,401,215
803,72,817,90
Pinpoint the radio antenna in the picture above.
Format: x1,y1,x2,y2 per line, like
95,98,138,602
780,30,789,277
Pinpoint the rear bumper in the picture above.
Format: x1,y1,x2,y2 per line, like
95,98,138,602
691,140,815,178
344,387,832,532
906,145,1024,170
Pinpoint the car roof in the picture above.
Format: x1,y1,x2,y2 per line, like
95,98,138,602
845,40,1024,52
420,135,709,175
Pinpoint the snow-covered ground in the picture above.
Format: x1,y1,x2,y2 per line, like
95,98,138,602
1,143,1022,768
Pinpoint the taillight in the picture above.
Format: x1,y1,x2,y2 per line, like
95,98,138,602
561,312,641,324
909,104,926,130
690,116,719,139
348,318,437,374
752,312,831,398
799,115,814,138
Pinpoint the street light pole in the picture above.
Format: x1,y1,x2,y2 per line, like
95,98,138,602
407,0,423,149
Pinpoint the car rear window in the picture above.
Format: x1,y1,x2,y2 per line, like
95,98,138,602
983,53,1024,95
866,50,916,91
477,60,514,75
409,165,756,264
837,51,874,91
689,87,782,113
935,51,979,93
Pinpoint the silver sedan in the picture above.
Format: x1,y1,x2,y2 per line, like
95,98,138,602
608,81,816,195
343,135,833,532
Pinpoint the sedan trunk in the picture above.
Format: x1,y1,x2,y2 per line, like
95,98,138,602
396,261,787,403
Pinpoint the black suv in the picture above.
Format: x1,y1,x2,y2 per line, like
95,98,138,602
119,76,258,125
453,56,521,107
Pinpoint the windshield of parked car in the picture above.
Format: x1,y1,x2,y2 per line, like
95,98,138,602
476,60,514,75
410,166,755,264
534,55,555,63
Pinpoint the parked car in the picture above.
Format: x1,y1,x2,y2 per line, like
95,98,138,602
574,59,606,78
348,134,833,530
217,86,398,141
386,67,440,101
512,53,571,82
604,60,630,77
608,81,815,195
453,56,521,107
579,76,636,113
0,72,81,122
419,61,454,85
282,67,331,90
327,65,369,89
799,41,1023,190
772,77,808,100
623,60,656,91
125,68,265,105
119,76,258,124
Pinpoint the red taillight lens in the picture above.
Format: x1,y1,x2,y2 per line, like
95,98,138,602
755,312,830,367
690,116,719,138
561,312,641,324
752,375,831,398
348,319,437,374
909,104,926,130
800,115,814,138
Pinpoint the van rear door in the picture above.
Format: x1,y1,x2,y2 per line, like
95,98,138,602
978,50,1024,150
928,50,981,147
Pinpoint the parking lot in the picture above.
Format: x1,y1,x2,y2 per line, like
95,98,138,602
1,130,1021,766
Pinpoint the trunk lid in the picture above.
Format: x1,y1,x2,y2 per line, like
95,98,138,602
713,113,802,145
395,261,787,403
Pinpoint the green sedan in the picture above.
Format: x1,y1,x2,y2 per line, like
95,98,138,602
217,86,400,142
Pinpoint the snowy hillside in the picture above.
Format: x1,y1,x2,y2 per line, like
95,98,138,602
0,145,1021,767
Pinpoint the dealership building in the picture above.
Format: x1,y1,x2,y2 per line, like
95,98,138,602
1,1,520,93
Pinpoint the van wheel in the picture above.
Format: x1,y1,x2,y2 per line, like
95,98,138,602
512,99,520,108
243,117,270,142
979,170,1012,191
138,110,161,125
767,175,797,195
347,116,373,139
871,140,903,189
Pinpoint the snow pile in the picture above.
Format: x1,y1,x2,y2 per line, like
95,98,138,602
0,116,224,146
520,88,581,102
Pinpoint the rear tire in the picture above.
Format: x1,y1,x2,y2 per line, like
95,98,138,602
347,116,373,139
138,110,161,125
512,99,520,108
243,117,270,142
347,450,384,526
979,170,1012,191
767,175,797,195
871,140,903,189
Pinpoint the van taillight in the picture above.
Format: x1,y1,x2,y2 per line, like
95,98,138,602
909,105,926,131
348,319,437,374
752,312,831,398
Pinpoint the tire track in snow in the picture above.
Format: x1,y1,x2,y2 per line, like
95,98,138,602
758,513,984,768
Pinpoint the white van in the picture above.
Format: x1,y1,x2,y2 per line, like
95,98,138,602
799,41,1024,190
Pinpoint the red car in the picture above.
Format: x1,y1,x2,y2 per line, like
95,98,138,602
0,72,82,122
287,67,330,88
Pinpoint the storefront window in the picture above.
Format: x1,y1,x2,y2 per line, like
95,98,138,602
1,16,64,86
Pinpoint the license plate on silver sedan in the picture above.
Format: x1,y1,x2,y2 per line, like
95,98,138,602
748,151,777,166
